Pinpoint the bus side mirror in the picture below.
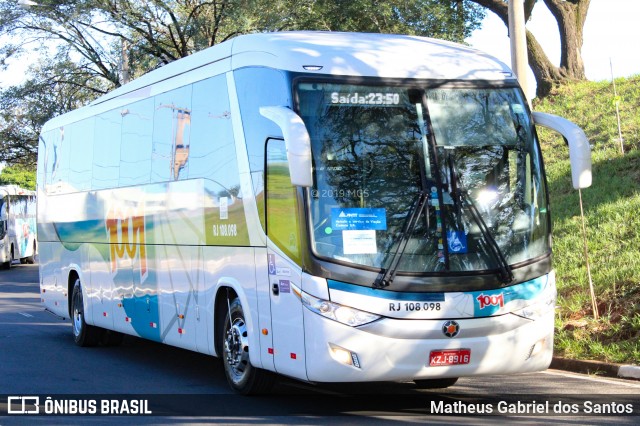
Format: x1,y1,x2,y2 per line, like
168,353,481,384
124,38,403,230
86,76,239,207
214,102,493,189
259,106,313,187
532,111,592,189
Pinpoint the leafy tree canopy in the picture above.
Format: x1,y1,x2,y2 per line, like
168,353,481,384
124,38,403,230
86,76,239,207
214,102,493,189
469,0,591,97
0,0,485,169
0,164,36,190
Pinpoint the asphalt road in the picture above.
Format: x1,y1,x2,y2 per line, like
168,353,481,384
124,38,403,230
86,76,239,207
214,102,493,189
1,263,639,425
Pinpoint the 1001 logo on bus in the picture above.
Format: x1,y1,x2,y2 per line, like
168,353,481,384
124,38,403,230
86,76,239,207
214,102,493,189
476,293,504,309
105,205,148,282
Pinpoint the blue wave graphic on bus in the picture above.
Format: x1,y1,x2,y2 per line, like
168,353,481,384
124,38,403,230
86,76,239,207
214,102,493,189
120,293,161,341
52,217,162,341
328,275,548,318
470,276,546,316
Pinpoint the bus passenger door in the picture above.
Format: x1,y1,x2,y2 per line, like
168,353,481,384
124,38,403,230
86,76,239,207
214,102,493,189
265,139,308,380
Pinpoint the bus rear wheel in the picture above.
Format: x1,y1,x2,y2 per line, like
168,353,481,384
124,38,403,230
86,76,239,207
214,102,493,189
71,279,101,347
222,297,274,395
414,377,459,389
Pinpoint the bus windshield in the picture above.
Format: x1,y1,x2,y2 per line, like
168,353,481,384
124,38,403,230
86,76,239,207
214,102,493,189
297,82,550,276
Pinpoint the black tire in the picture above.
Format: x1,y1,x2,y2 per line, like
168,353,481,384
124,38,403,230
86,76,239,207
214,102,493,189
222,298,275,395
71,279,101,347
414,377,459,389
100,329,125,346
2,246,13,269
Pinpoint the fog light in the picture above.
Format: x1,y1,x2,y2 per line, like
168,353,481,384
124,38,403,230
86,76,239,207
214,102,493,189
329,343,361,368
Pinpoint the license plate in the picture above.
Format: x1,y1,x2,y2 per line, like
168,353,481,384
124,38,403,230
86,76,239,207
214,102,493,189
429,349,471,366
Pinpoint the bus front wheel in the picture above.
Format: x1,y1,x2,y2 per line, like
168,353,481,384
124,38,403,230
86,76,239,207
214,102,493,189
71,279,101,347
222,297,274,395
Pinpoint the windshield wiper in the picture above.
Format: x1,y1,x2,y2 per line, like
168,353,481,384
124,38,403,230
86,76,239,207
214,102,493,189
373,190,430,288
447,155,514,284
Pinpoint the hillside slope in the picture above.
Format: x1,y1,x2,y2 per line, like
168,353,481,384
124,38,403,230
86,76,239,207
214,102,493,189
533,76,640,364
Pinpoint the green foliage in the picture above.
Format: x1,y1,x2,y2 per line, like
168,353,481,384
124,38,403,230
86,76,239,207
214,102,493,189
0,56,103,167
0,165,36,190
2,1,486,88
0,0,485,169
533,75,640,364
260,0,485,42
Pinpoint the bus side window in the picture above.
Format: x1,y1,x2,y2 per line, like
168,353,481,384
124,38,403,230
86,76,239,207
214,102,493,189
93,109,122,190
266,138,302,265
120,98,153,186
68,118,95,191
153,85,192,182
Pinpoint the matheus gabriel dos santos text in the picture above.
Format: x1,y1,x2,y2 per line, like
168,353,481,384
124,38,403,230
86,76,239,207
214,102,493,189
431,400,634,415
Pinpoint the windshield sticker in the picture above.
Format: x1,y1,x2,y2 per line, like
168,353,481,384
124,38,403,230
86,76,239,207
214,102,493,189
447,230,468,254
342,230,377,254
331,208,387,231
431,187,445,263
511,103,525,113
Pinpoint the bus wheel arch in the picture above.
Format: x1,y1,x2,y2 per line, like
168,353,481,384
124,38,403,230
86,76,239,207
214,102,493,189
215,286,274,395
214,287,237,358
67,270,80,319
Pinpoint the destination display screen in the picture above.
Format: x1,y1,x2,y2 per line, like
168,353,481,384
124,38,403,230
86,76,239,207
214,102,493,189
329,91,401,106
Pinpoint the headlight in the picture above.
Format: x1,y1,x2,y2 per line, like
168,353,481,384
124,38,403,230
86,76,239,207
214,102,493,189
294,284,381,327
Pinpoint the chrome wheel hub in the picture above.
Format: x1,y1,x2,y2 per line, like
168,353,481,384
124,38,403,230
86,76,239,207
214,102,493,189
224,317,250,382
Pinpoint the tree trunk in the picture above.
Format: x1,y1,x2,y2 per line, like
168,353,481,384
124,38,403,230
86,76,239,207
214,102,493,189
526,29,564,97
470,0,591,97
543,0,590,80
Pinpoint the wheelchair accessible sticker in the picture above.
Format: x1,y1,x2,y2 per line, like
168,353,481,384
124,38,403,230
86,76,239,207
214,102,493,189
331,208,387,231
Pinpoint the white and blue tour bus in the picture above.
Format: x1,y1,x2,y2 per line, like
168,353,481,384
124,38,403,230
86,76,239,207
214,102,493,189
37,32,591,394
0,185,37,268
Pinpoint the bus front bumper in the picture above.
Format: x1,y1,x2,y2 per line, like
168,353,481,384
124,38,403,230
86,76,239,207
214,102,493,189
303,308,554,383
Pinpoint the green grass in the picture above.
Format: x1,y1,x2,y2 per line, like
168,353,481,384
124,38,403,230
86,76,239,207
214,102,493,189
533,75,640,364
